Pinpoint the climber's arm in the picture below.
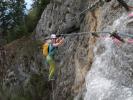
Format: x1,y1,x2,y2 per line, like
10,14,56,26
53,38,64,47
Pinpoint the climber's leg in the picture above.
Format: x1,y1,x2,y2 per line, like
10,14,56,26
46,55,55,80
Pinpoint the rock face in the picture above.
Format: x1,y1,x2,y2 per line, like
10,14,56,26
0,0,133,100
36,0,133,99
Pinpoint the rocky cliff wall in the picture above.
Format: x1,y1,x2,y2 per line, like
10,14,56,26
0,0,132,100
36,0,132,99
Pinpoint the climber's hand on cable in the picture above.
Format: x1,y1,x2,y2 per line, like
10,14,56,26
59,37,64,46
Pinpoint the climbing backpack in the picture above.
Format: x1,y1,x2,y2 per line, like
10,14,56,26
42,43,49,56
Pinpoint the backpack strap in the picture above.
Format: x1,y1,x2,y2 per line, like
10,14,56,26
48,44,56,57
48,44,49,54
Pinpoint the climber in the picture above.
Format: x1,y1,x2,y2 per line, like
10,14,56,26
105,0,131,11
110,30,125,43
42,34,64,80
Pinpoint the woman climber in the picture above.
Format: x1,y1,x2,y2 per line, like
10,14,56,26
42,34,64,80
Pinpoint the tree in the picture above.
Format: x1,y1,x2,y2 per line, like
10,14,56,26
0,0,50,43
25,0,50,33
0,0,26,39
32,0,50,18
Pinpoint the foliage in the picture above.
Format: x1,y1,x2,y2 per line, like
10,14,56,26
33,0,50,17
6,24,28,42
25,0,50,33
0,0,50,44
25,8,38,33
0,0,26,33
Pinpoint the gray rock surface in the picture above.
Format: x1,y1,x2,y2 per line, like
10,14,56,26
0,0,133,100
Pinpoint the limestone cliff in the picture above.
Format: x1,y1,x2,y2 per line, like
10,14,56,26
0,0,133,100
